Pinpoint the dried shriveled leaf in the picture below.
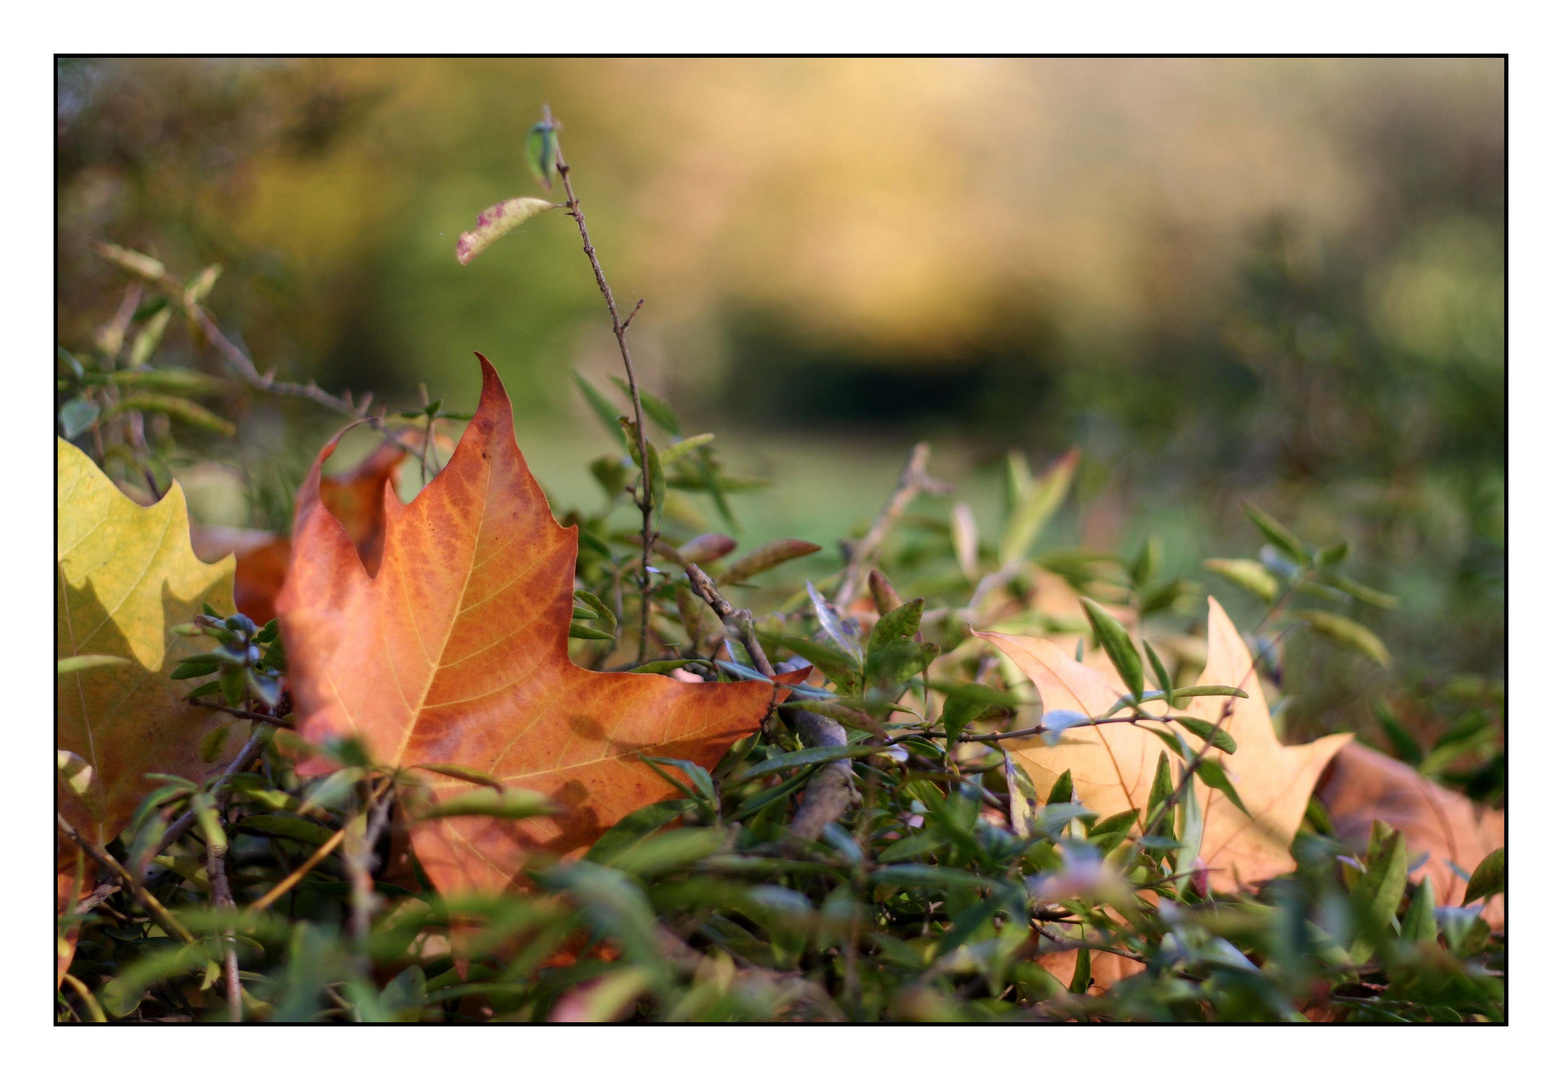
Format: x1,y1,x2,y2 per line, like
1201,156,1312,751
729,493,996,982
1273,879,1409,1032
278,357,773,894
57,439,235,972
455,197,556,265
1316,741,1505,929
976,597,1351,892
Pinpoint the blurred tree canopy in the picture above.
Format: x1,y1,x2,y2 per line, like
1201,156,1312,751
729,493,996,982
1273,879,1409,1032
56,56,1504,715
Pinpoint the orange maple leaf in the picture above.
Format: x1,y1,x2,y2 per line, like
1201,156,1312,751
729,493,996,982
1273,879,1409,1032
277,356,774,894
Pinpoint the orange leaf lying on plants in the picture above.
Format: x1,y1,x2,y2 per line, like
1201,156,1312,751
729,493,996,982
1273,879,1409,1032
277,356,774,895
977,597,1353,893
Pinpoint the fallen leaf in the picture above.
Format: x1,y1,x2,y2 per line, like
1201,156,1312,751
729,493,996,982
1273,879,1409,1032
56,438,235,976
277,356,774,895
191,442,407,625
976,597,1352,893
1316,741,1505,930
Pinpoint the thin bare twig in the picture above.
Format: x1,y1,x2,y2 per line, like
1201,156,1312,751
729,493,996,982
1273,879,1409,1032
90,241,421,457
188,698,296,729
834,442,948,609
203,825,243,1022
56,815,195,944
548,114,659,664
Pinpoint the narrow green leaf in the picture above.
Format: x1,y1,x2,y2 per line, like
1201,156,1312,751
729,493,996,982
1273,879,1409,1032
1068,946,1092,994
999,449,1078,565
1195,758,1250,817
1401,877,1437,944
734,743,879,782
418,788,560,821
1463,847,1505,905
1242,503,1311,567
413,763,504,790
1045,770,1074,806
1144,640,1174,696
525,121,559,191
646,443,666,530
106,394,236,438
57,654,131,676
1297,610,1390,667
1171,716,1238,755
1080,597,1142,701
1203,558,1280,603
608,376,681,435
660,433,715,465
1350,830,1408,962
575,373,628,443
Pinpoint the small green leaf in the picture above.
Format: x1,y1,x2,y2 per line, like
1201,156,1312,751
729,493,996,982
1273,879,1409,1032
999,449,1078,565
1316,571,1400,610
58,396,101,439
734,743,879,783
57,654,130,676
1045,770,1074,806
237,815,336,846
1203,558,1280,603
659,433,715,465
1297,610,1390,667
1241,503,1311,567
106,394,236,437
867,598,924,656
525,120,559,191
1145,751,1175,841
1350,829,1408,962
1068,946,1092,994
1401,877,1437,944
413,763,504,790
418,788,560,821
575,373,628,442
1080,597,1142,701
585,799,698,864
197,724,232,764
608,376,681,435
1170,716,1238,755
568,624,617,641
1144,640,1174,696
1195,758,1250,817
1463,847,1505,905
646,442,666,529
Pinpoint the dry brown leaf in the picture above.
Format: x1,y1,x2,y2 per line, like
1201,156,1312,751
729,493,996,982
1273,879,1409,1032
1317,740,1505,930
976,597,1352,893
277,356,774,895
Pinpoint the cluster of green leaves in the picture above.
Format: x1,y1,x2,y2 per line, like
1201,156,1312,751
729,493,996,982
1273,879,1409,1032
57,354,1504,1021
57,165,1502,1024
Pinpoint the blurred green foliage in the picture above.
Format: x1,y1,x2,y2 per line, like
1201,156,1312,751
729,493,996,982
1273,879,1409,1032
55,56,1503,740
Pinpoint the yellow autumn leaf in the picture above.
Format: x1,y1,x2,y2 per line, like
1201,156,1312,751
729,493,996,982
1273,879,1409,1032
56,438,236,848
976,597,1351,892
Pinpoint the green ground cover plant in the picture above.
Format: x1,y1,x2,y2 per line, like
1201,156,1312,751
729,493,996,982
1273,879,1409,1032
55,110,1504,1023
